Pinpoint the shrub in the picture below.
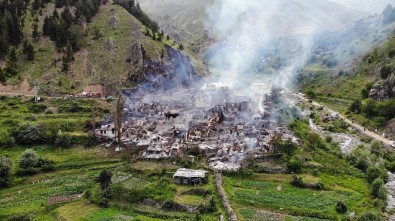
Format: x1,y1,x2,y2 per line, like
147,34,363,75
287,158,304,173
314,181,325,190
19,149,39,169
325,136,332,143
357,211,380,221
388,161,395,172
12,123,46,145
55,133,72,148
366,166,388,183
0,156,12,188
377,185,388,201
6,214,33,221
291,175,304,187
28,103,47,113
335,201,347,214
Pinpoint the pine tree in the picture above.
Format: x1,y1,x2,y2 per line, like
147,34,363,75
6,14,22,45
0,69,6,82
0,34,8,59
62,41,73,72
5,48,18,77
32,22,39,39
23,41,35,61
42,16,51,36
32,0,41,10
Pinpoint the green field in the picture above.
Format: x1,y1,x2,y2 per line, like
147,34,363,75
223,172,371,220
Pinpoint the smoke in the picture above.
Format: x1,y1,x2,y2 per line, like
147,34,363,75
203,0,367,92
330,0,395,14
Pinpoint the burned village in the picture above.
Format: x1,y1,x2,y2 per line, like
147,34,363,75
95,82,299,172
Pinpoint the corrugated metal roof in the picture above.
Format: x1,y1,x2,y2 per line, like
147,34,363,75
173,168,208,178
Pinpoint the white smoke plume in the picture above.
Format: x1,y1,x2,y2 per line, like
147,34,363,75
204,0,369,92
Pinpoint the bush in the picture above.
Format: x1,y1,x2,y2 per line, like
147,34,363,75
387,161,395,172
6,214,33,221
314,181,325,190
335,201,347,214
325,136,332,143
287,158,304,173
19,149,39,169
291,175,304,187
28,103,47,113
12,123,46,145
366,166,388,183
0,156,12,188
372,198,386,210
357,211,380,221
55,133,72,148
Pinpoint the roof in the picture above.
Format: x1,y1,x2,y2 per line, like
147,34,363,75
173,168,208,178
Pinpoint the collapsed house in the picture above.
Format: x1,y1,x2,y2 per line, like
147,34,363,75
173,168,208,185
96,83,299,171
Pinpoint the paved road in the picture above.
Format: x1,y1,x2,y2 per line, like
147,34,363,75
292,92,393,147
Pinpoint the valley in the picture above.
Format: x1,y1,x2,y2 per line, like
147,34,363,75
2,0,395,221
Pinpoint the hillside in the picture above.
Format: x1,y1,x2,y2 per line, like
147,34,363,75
139,0,366,54
298,8,395,139
0,1,205,96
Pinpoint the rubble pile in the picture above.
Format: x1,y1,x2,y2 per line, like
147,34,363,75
96,83,298,171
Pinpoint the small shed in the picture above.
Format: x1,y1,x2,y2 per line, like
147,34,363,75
173,168,208,185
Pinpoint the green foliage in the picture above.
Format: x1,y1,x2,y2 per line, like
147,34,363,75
335,201,347,214
28,103,47,114
113,0,159,33
366,166,388,183
97,169,112,191
349,99,362,114
273,138,298,161
291,175,304,187
371,178,385,198
55,133,72,148
12,123,46,145
357,211,380,221
0,156,12,188
380,65,392,79
287,157,304,173
19,149,39,169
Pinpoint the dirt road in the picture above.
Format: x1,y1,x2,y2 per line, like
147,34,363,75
292,92,393,147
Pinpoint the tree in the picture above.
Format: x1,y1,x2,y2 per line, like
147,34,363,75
0,156,12,188
19,149,39,169
5,47,18,77
12,123,45,145
274,138,298,161
114,95,125,144
23,41,35,61
366,166,388,183
371,178,384,198
349,99,362,114
0,34,9,59
178,43,184,50
380,65,392,79
97,169,112,198
62,41,74,72
0,69,6,82
32,22,39,39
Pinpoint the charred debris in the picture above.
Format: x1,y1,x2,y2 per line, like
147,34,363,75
95,83,300,171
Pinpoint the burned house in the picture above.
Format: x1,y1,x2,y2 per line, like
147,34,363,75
98,81,300,171
173,168,208,185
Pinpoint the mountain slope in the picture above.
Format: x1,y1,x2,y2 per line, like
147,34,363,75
0,2,204,96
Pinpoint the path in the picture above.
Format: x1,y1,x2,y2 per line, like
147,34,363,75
292,92,393,147
215,172,237,221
